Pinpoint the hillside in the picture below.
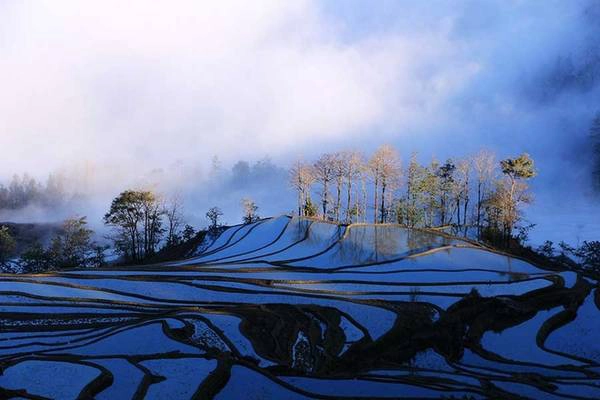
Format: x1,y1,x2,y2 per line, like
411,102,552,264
0,221,62,254
0,216,598,399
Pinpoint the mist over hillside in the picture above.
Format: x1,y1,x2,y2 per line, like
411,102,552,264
0,157,293,231
0,151,597,247
1,0,599,244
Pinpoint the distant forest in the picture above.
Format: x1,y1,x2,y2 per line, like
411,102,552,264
0,174,68,210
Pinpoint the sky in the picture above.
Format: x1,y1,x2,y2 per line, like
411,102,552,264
0,0,599,242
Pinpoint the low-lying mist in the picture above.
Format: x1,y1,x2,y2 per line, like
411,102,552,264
0,157,294,233
1,149,597,248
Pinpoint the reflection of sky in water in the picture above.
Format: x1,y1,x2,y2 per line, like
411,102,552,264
545,290,600,362
480,308,580,366
290,225,457,267
199,217,290,262
5,217,599,399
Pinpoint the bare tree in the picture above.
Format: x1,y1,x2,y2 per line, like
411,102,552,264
289,160,315,217
241,198,260,224
485,178,532,243
142,192,164,257
206,206,224,232
313,153,335,219
343,151,364,223
368,152,381,223
332,153,347,222
370,145,401,223
164,194,184,248
472,150,496,234
455,159,470,229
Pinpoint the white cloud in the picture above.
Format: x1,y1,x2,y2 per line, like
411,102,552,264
0,1,395,173
0,0,597,185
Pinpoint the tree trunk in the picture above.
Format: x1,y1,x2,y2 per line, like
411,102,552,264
335,177,342,222
373,176,379,224
380,181,386,223
322,180,329,218
463,195,469,227
508,176,516,239
361,177,367,223
346,176,352,223
440,195,446,226
476,181,482,237
130,226,137,262
456,198,460,227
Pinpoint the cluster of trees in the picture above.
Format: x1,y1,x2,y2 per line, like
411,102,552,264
104,191,262,263
537,240,600,275
227,157,287,188
0,217,106,273
1,190,204,271
0,173,67,210
104,190,195,263
0,226,17,267
290,146,537,245
3,189,259,269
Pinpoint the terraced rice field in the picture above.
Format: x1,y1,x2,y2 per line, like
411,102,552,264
1,216,598,399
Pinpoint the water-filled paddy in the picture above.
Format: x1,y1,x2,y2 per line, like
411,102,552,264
0,217,597,398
